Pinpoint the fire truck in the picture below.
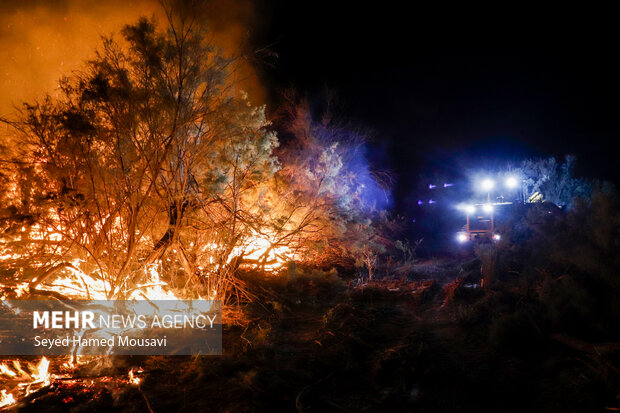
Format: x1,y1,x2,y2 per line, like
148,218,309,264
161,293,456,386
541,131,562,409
455,192,562,244
456,202,511,243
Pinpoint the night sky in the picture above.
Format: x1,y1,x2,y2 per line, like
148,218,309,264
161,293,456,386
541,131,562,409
0,2,616,215
253,2,619,213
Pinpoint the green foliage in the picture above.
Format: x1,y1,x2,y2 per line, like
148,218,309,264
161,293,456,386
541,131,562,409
274,94,395,273
519,155,592,208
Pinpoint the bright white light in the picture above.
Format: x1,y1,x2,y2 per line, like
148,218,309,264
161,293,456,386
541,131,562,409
456,233,468,243
482,204,494,213
480,179,495,191
493,234,501,241
457,204,476,214
505,176,518,189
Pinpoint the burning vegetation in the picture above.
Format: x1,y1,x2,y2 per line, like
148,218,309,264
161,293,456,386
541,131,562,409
0,12,382,302
0,5,396,409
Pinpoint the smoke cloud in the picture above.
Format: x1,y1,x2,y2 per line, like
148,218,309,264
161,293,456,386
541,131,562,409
0,0,264,117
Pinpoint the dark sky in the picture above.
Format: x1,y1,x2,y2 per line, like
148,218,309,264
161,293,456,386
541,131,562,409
252,2,619,212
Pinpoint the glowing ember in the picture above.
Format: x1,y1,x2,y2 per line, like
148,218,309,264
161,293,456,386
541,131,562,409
128,369,141,386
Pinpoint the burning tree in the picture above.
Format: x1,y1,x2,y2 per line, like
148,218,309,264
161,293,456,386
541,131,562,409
0,10,392,306
0,12,282,302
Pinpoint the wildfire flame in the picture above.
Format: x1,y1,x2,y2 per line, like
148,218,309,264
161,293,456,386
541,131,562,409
28,357,51,388
128,368,142,386
0,357,51,408
0,390,16,408
0,196,298,409
234,231,297,271
0,258,206,408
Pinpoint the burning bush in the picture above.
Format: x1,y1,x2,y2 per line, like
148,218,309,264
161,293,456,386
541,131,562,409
0,9,392,303
0,12,284,302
